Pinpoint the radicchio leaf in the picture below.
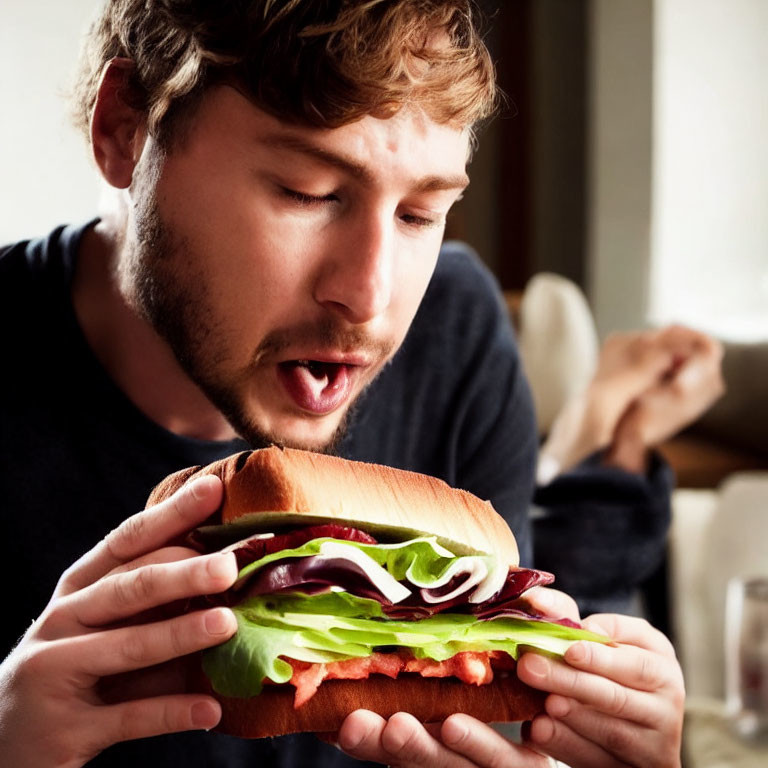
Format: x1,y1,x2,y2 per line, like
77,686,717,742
229,525,377,570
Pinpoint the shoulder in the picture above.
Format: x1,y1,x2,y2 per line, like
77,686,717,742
0,224,80,297
0,234,44,323
0,223,87,361
394,239,534,455
412,240,514,353
428,240,506,309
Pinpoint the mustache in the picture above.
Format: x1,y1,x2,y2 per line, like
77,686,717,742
251,317,395,365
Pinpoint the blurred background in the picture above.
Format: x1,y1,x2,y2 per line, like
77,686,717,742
2,2,768,760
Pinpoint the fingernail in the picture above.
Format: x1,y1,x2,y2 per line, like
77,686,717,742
191,700,220,730
588,621,609,637
340,727,363,751
524,653,549,678
339,710,378,751
189,475,217,500
207,552,236,581
533,716,556,745
442,717,468,746
381,714,414,753
565,642,586,663
547,695,571,718
531,587,554,609
205,607,234,635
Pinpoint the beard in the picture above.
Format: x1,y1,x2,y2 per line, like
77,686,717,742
119,196,394,452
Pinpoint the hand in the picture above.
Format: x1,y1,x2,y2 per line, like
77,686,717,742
336,601,684,768
518,613,684,767
334,588,577,767
337,711,556,767
0,475,238,768
538,324,724,479
605,327,724,466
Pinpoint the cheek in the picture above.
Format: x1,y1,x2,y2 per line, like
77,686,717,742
216,225,320,323
159,187,316,315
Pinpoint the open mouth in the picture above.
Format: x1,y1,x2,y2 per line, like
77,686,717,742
277,360,355,415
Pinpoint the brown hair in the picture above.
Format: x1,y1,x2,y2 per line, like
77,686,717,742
71,0,497,145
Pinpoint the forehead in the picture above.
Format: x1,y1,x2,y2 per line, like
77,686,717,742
175,86,471,187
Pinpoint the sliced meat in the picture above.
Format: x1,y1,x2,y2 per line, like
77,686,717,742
284,650,515,708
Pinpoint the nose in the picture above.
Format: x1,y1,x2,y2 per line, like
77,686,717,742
313,210,394,325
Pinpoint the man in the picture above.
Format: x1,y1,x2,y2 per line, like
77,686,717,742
0,1,687,766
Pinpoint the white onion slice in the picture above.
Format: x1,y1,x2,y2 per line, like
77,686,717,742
318,541,412,603
418,557,489,603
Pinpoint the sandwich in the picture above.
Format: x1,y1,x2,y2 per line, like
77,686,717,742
147,446,607,738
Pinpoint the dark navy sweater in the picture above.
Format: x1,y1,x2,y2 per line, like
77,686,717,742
0,223,670,767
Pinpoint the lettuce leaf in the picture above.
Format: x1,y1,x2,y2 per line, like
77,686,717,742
235,535,469,589
202,591,609,698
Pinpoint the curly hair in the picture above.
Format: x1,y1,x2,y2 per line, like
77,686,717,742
71,0,497,145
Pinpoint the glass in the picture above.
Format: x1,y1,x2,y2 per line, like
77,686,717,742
726,577,768,742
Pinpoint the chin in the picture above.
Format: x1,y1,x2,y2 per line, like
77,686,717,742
241,411,350,455
278,420,348,454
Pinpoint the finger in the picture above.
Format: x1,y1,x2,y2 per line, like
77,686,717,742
521,587,581,623
441,713,553,766
381,712,482,768
580,614,674,657
69,552,237,628
668,353,724,400
563,637,682,694
95,694,222,750
518,650,681,728
338,710,476,767
57,475,222,595
525,714,633,768
701,333,724,362
337,710,398,763
325,717,432,750
597,338,671,390
60,606,237,678
106,545,201,576
544,695,680,765
655,323,718,357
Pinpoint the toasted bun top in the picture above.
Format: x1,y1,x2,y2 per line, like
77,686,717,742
148,447,519,565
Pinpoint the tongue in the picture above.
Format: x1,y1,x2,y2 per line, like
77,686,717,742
278,361,352,414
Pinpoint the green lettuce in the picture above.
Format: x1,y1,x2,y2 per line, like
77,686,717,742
235,535,482,588
202,591,609,698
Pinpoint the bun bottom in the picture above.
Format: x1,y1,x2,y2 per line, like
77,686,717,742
209,674,546,739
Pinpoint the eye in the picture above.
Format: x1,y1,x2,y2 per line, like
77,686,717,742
281,187,338,206
399,212,442,229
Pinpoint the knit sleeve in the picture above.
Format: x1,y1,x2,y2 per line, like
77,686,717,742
532,451,674,615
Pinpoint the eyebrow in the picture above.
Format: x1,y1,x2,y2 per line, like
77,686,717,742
262,133,470,193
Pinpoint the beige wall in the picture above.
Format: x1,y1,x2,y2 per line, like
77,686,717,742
586,0,654,338
0,1,102,244
650,0,768,342
587,0,768,342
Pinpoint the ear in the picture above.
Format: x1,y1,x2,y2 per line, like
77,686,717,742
90,58,147,189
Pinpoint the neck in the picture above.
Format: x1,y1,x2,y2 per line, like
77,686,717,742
72,218,238,442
